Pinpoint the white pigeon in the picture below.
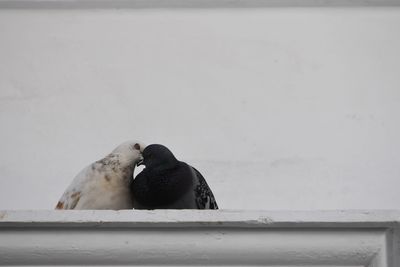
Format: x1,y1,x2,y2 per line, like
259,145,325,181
55,140,146,210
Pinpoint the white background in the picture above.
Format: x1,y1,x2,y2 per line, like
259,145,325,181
0,6,399,210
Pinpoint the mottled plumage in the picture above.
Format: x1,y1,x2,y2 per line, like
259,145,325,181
131,144,218,209
55,140,145,210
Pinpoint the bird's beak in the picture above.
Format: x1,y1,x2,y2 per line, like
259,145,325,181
136,156,144,167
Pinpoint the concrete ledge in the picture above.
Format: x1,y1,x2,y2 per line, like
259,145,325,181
1,209,400,228
0,210,399,266
0,0,400,9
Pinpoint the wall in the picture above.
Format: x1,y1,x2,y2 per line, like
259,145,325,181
0,3,399,210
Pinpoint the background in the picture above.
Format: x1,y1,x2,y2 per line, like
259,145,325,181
0,5,399,210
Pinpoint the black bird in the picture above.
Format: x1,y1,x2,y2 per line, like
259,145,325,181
131,144,218,209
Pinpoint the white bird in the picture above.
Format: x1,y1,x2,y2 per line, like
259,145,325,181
55,140,145,210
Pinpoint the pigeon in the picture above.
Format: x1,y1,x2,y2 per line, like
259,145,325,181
131,144,218,209
55,140,145,210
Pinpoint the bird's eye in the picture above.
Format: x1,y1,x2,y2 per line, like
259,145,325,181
133,143,141,150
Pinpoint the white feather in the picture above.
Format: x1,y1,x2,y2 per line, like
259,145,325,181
55,140,145,210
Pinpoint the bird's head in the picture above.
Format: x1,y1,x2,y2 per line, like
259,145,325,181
137,144,178,170
112,140,146,165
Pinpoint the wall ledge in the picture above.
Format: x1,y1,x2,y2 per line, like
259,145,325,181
1,209,400,228
0,0,400,9
0,210,399,266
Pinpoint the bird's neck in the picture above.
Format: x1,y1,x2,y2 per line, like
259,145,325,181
102,153,136,177
150,161,179,174
114,153,136,166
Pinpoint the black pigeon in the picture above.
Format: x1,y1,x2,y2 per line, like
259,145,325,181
131,144,218,209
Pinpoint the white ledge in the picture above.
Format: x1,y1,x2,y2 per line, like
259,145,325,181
0,0,400,9
0,210,399,266
1,209,400,228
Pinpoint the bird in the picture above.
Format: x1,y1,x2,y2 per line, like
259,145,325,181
55,140,145,210
131,144,218,209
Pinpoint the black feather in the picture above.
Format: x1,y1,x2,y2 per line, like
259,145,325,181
131,144,218,209
193,167,219,209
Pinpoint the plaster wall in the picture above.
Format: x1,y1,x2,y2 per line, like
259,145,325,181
0,5,399,209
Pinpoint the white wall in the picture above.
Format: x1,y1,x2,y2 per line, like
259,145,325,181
0,5,399,210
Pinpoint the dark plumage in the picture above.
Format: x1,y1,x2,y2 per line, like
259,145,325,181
131,144,218,209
